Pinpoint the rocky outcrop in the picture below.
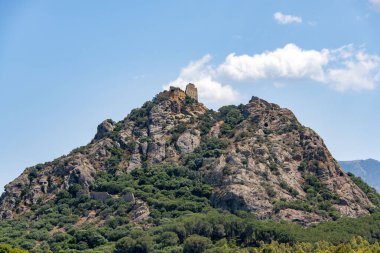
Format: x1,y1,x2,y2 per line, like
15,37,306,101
0,86,376,224
94,119,116,140
176,130,201,154
131,200,150,222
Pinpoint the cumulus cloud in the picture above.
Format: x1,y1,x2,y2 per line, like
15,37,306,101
274,12,302,24
218,44,328,81
369,0,380,11
164,44,380,103
217,44,380,92
327,46,380,91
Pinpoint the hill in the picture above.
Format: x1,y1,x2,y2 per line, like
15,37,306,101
0,85,379,252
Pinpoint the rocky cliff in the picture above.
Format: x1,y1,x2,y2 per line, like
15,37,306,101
0,86,375,224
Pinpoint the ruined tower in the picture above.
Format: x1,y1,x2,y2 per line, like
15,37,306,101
185,83,198,101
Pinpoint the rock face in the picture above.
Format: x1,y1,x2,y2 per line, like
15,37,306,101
202,97,373,222
94,119,116,140
0,87,375,224
131,200,150,222
176,130,201,154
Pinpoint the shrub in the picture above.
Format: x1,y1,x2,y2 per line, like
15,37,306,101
198,110,217,136
28,168,38,182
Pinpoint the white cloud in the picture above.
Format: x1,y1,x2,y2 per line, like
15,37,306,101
165,44,380,102
164,55,240,103
274,12,302,24
218,44,380,91
327,50,380,91
218,44,329,82
369,0,380,11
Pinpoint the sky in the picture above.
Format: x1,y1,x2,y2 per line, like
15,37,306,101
1,0,380,192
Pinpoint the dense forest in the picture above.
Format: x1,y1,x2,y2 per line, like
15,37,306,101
1,163,380,252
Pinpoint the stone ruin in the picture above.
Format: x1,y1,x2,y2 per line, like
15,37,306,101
163,83,198,102
169,86,183,96
90,191,136,204
90,191,112,202
185,83,198,101
122,192,136,203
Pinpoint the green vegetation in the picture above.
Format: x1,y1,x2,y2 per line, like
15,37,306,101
114,232,153,253
127,101,155,128
279,180,299,197
274,174,341,219
198,110,218,136
170,123,188,143
185,96,196,105
184,137,229,170
218,105,244,136
348,172,380,209
0,164,212,252
3,102,380,252
251,237,380,253
0,244,28,253
2,163,380,252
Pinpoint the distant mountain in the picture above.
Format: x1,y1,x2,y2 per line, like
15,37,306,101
339,159,380,192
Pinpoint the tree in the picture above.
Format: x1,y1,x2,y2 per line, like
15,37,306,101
0,244,28,253
114,235,153,253
157,232,179,247
183,235,212,253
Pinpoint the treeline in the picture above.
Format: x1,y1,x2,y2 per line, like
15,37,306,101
112,210,380,252
114,235,380,253
249,237,380,253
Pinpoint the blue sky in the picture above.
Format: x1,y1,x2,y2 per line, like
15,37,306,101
1,0,380,191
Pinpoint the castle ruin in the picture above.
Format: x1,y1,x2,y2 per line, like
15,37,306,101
185,83,198,101
166,83,198,102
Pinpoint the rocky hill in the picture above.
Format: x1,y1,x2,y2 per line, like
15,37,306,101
340,159,380,192
0,86,376,227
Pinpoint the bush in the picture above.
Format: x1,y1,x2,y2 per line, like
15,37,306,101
197,137,228,158
28,168,38,182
